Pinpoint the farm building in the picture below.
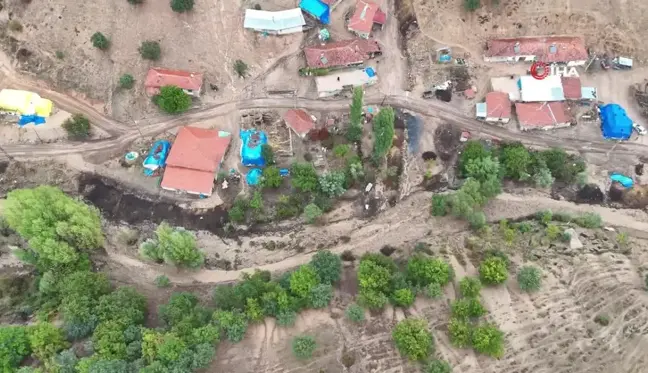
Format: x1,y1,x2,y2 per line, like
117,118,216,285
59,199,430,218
515,102,571,131
299,0,330,24
316,68,377,97
519,75,565,102
243,8,306,35
476,92,511,124
348,0,386,39
161,127,232,196
490,76,521,101
304,39,381,69
484,36,588,66
145,68,204,97
284,109,316,139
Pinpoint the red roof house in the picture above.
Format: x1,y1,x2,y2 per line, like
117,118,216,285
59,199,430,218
284,109,316,138
484,92,511,123
304,39,381,69
561,76,582,100
515,102,571,131
145,68,204,97
161,127,232,196
484,36,588,65
348,0,386,38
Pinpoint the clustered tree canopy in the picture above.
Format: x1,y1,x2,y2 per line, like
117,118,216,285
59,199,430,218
371,106,395,163
392,318,434,361
62,113,91,139
139,222,205,268
346,87,364,142
155,85,192,114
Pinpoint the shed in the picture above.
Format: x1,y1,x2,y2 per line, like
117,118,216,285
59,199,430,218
243,9,306,34
284,109,316,138
581,87,597,101
299,0,330,24
475,102,487,119
484,91,511,124
600,104,633,140
519,75,565,102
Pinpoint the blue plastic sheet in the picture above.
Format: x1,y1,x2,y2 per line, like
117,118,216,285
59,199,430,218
365,67,376,77
142,140,171,176
240,129,268,167
600,104,633,140
300,0,330,24
246,168,263,186
18,115,46,127
279,168,290,177
610,173,633,188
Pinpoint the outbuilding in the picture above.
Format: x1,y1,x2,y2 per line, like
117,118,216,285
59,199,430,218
243,8,306,35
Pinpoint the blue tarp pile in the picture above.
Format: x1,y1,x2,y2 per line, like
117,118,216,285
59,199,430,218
240,129,268,167
600,104,633,140
246,168,263,186
610,173,634,188
18,115,47,126
300,0,330,24
142,140,171,176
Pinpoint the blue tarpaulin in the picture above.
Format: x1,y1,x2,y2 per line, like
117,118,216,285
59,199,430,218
142,140,171,176
240,129,268,167
18,115,46,126
600,104,633,140
300,0,330,24
610,173,634,188
246,168,263,186
365,67,376,77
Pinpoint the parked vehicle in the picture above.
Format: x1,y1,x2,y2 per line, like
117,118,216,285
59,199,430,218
613,56,633,70
633,122,647,135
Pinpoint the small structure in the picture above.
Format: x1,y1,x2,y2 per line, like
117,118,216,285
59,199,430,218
0,89,53,125
613,56,633,69
143,140,171,176
161,127,232,196
145,68,203,97
515,102,571,131
304,39,381,69
484,36,588,66
436,47,452,63
348,0,386,39
599,104,633,140
561,76,582,100
316,67,377,97
479,92,512,124
240,129,268,167
580,86,597,102
475,103,487,119
519,75,565,102
243,8,306,35
299,0,330,24
284,109,316,139
490,76,521,101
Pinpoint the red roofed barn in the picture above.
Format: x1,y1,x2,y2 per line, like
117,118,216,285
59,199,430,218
284,109,316,139
145,68,204,97
304,39,381,69
161,126,232,196
348,0,386,39
561,76,582,100
484,92,512,124
515,102,571,131
484,36,588,66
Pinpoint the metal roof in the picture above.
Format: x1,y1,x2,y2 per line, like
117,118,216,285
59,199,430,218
519,75,565,102
243,8,306,31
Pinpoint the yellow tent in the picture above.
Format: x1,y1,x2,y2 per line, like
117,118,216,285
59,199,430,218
0,89,53,117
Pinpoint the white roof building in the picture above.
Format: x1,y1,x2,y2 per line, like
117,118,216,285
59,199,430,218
490,76,521,102
316,68,377,98
243,9,306,35
519,75,565,102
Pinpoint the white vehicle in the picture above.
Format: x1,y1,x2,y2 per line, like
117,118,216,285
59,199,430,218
633,122,647,135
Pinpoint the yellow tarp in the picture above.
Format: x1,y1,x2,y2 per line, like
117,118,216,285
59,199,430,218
0,89,53,117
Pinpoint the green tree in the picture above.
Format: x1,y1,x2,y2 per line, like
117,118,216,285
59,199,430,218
308,284,333,308
358,259,392,294
249,191,264,212
62,113,92,139
464,0,480,11
191,343,215,369
139,222,204,268
0,326,31,372
392,318,433,361
459,276,482,298
459,141,490,176
517,265,542,292
289,265,320,298
430,194,448,216
292,335,316,359
93,321,128,359
276,310,297,326
500,143,531,180
16,367,44,373
426,283,443,299
533,164,554,188
303,203,322,224
479,257,508,285
261,144,275,165
345,303,365,323
425,359,452,373
119,74,135,89
156,333,187,365
358,289,388,310
318,171,346,198
468,211,487,230
333,144,350,158
52,349,78,373
347,87,364,142
310,250,342,285
464,156,499,183
154,275,171,288
96,287,147,326
159,292,199,327
28,323,68,361
154,85,192,114
451,298,485,319
539,148,585,183
372,107,395,162
170,0,194,12
392,288,415,307
138,41,161,60
91,32,110,50
291,162,318,192
212,310,248,342
406,255,452,287
5,186,103,266
233,60,249,78
471,323,505,358
447,318,471,348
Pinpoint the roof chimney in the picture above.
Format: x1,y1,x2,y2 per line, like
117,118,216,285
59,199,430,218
513,42,521,54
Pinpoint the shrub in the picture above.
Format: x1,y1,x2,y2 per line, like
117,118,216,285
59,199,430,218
464,0,480,11
357,290,388,310
119,74,135,89
431,194,448,216
62,113,91,139
471,323,504,358
574,212,602,229
468,211,487,230
539,148,585,183
96,286,147,326
447,318,471,348
139,41,161,60
289,265,320,298
228,198,248,223
319,171,346,198
0,326,31,372
425,359,452,373
391,288,415,307
154,275,171,288
459,141,490,176
213,310,248,342
499,143,531,180
310,250,342,284
345,303,365,323
128,0,144,4
372,107,395,162
93,321,128,359
260,166,282,188
533,166,554,188
303,203,323,224
291,162,318,192
358,259,392,294
333,144,350,158
479,257,508,285
139,222,204,268
392,318,433,361
517,266,542,292
545,224,561,240
233,60,249,78
170,0,194,12
276,310,297,327
309,284,333,308
91,32,110,50
459,277,481,298
464,156,500,183
292,335,316,359
155,85,192,114
261,144,275,165
28,323,68,361
406,255,451,287
425,283,443,299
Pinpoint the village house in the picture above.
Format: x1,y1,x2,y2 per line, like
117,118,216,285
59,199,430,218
145,68,204,97
347,0,386,39
160,126,232,196
316,68,377,97
243,8,306,35
283,109,316,139
304,39,381,69
515,102,571,131
519,75,565,102
476,92,511,124
490,76,521,101
484,36,588,66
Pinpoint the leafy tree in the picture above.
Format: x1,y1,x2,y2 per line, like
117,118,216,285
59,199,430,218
139,222,204,268
468,211,487,230
479,176,502,199
357,289,389,310
96,286,147,326
392,318,433,361
63,114,91,139
539,148,585,183
93,321,128,359
16,367,44,373
261,166,282,188
392,288,415,307
292,335,316,359
28,323,68,361
91,32,110,50
261,144,274,165
233,60,249,78
190,343,215,369
479,257,508,285
309,284,333,308
533,164,554,188
154,85,192,114
333,144,350,158
345,303,365,323
138,41,161,60
406,255,452,287
372,107,395,162
159,292,199,327
358,259,392,294
87,359,129,373
471,323,505,358
228,198,248,223
517,266,542,292
464,0,480,11
459,277,482,298
213,310,248,342
289,265,320,298
318,171,346,198
459,141,490,176
500,143,531,180
249,191,264,213
303,203,323,224
425,283,443,299
310,250,342,285
430,194,448,216
451,298,486,319
347,87,364,142
464,156,500,183
154,275,171,288
170,0,194,12
346,123,363,143
447,318,471,348
425,359,452,373
0,326,31,372
156,333,187,365
4,186,103,266
119,74,135,89
291,162,318,192
276,310,297,326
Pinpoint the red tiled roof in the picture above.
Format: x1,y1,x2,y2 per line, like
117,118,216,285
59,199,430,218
161,127,231,194
144,68,203,94
284,109,316,135
485,92,511,118
515,102,570,127
485,36,588,63
348,1,384,34
304,39,381,68
561,76,582,100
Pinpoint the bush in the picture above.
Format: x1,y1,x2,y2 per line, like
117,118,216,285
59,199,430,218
303,203,323,224
96,287,147,326
91,32,110,50
233,59,249,78
345,303,365,323
289,265,320,298
517,266,541,292
451,298,485,319
464,0,480,11
468,211,487,230
119,74,135,89
459,141,490,176
357,290,388,310
594,313,610,326
333,144,350,158
392,288,415,307
228,198,248,223
499,143,532,181
479,257,508,285
170,0,194,12
292,335,316,359
138,41,161,60
262,167,280,189
574,212,602,229
0,326,31,372
447,318,471,348
430,194,448,216
310,250,342,285
406,255,452,287
154,85,192,114
62,113,91,139
425,283,443,299
372,107,395,162
539,148,585,183
464,156,500,183
533,166,555,188
459,277,481,298
424,359,452,373
319,171,346,198
471,323,504,358
261,144,275,165
93,321,128,359
291,163,318,192
139,222,204,268
309,284,333,308
358,258,392,293
276,310,297,327
545,224,561,240
154,275,171,288
392,318,433,361
213,310,248,342
28,323,68,361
